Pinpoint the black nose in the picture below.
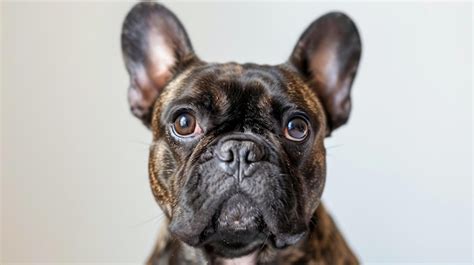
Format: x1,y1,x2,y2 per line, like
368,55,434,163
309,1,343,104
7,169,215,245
216,137,265,181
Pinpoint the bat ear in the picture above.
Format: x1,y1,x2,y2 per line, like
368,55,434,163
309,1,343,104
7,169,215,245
288,12,362,135
121,2,198,127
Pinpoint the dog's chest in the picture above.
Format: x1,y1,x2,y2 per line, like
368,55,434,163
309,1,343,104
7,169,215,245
220,252,258,265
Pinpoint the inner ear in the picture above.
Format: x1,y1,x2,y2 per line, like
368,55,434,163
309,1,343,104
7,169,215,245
121,2,198,127
288,12,362,135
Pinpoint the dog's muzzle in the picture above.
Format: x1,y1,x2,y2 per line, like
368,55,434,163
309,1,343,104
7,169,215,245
169,133,307,258
215,134,266,182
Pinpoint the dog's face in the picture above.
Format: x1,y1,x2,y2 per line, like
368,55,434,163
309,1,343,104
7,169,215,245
121,2,361,259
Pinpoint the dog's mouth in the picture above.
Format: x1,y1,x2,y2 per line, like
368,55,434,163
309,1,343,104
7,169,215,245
199,193,269,258
169,189,308,258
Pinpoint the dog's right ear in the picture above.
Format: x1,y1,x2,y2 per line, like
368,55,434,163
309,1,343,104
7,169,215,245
121,2,197,127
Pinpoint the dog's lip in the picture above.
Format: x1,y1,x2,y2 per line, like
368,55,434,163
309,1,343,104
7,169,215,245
201,228,266,245
215,193,262,231
201,230,268,258
194,193,269,254
169,191,308,249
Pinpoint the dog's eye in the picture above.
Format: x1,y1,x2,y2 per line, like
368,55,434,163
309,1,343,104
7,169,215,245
284,117,309,141
173,113,201,137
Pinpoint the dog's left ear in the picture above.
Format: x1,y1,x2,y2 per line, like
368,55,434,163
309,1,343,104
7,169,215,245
288,12,362,135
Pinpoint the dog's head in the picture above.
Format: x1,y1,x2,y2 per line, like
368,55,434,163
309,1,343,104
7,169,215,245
121,2,361,258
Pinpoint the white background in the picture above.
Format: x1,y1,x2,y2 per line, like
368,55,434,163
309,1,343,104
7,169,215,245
1,1,472,264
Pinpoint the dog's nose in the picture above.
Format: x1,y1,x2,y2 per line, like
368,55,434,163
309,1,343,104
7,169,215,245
216,138,264,181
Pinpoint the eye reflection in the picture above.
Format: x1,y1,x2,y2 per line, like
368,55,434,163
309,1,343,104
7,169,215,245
284,117,309,141
173,113,199,137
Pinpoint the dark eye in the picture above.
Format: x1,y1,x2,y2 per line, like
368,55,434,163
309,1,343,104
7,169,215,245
284,117,309,141
173,113,201,137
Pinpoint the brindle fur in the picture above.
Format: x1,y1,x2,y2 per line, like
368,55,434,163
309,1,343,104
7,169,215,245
145,63,359,265
121,2,361,265
147,204,357,265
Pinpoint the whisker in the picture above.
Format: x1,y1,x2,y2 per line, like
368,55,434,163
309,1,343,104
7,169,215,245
130,213,166,228
259,233,270,252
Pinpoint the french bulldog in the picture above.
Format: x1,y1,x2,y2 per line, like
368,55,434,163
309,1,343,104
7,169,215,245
121,2,362,264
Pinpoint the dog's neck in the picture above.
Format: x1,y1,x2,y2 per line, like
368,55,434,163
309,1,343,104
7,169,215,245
147,204,358,265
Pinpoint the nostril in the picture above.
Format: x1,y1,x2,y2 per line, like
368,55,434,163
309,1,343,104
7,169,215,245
216,138,265,166
240,149,259,163
216,142,234,162
242,143,264,163
218,150,233,162
246,149,263,163
246,150,256,162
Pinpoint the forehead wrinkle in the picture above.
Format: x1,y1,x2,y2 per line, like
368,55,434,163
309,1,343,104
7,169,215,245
238,67,315,124
242,69,276,83
160,66,237,121
192,68,233,114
